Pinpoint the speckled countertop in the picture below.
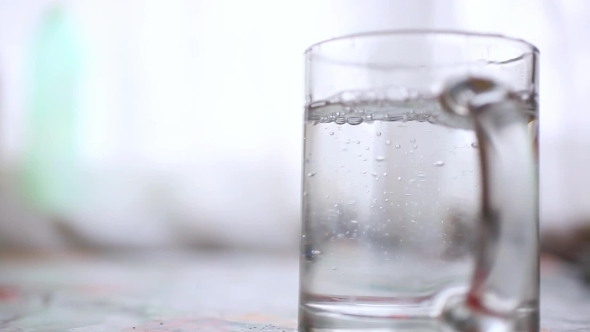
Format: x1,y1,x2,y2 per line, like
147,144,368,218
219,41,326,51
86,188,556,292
0,251,588,332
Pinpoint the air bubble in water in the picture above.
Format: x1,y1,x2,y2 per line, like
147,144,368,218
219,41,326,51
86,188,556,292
410,138,416,143
335,117,346,125
376,132,382,137
307,172,316,177
375,156,385,162
395,144,401,149
385,140,391,145
329,132,334,136
397,177,402,181
350,220,358,224
347,117,364,125
434,161,445,166
471,142,479,148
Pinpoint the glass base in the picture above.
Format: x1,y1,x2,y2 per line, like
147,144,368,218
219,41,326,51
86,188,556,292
298,298,538,332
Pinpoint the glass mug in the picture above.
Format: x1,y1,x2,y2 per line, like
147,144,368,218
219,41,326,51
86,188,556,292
299,31,538,332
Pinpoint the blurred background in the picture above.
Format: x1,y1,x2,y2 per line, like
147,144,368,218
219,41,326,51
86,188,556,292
0,0,588,254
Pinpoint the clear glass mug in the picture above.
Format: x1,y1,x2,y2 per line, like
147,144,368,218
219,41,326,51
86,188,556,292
299,31,539,332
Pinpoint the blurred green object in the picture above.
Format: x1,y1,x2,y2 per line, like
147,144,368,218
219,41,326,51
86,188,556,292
20,4,82,215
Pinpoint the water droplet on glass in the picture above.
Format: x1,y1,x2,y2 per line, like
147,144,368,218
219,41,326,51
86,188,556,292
395,144,401,149
375,156,385,162
376,132,382,137
385,140,391,145
397,177,402,181
413,144,418,149
356,140,361,144
410,138,416,143
383,172,387,176
434,161,445,166
471,142,479,148
350,220,358,224
329,132,334,136
307,172,316,177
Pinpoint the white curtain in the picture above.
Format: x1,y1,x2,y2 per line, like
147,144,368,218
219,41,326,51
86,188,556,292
0,0,586,250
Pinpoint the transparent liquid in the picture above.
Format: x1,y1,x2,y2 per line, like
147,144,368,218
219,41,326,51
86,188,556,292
300,92,537,331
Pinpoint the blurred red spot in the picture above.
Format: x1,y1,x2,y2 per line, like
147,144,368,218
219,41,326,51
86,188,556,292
0,285,20,302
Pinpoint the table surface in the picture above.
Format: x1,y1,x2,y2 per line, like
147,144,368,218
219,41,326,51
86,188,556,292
0,251,588,332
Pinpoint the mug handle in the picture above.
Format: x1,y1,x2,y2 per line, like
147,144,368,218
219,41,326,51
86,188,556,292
439,78,538,331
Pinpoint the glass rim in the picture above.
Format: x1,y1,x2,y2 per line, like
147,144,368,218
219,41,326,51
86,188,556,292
304,29,539,55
